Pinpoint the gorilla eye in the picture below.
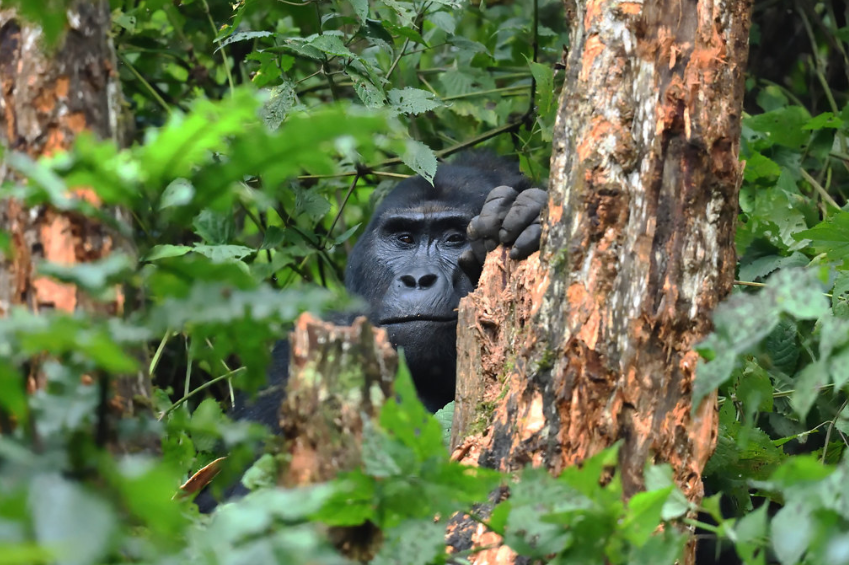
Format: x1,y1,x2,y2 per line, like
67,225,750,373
446,233,466,244
397,233,414,244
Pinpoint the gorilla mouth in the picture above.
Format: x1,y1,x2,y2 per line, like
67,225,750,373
379,315,458,325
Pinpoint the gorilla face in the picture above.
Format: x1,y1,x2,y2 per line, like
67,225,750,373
359,205,476,411
347,208,481,410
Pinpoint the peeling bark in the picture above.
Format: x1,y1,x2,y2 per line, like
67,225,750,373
450,1,752,562
0,2,127,317
0,3,147,429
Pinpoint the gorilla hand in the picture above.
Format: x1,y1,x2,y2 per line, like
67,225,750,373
459,186,547,282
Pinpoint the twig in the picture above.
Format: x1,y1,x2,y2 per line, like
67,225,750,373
117,52,172,115
201,0,236,96
160,367,246,420
800,168,841,210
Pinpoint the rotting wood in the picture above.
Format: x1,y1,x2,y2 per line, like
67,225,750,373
280,313,397,560
449,1,753,563
281,313,397,486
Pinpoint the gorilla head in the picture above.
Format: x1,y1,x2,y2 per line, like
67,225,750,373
344,153,531,411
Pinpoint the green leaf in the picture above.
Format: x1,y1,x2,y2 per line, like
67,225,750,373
381,20,426,44
260,81,298,130
379,358,444,460
159,178,195,209
737,359,775,415
746,106,812,148
193,210,236,244
732,504,769,562
315,473,377,526
0,364,27,425
293,187,332,223
770,268,829,319
387,88,443,115
215,30,274,52
332,223,362,246
693,354,735,418
143,245,192,261
192,244,256,262
110,458,188,539
371,519,444,565
791,361,828,420
30,474,116,565
764,318,799,376
241,454,278,491
428,12,456,34
743,152,782,183
348,0,369,20
804,112,843,130
529,61,555,119
402,140,437,185
260,226,286,250
738,252,808,283
434,401,454,446
308,34,357,59
756,85,789,112
623,487,673,546
771,503,814,565
113,12,137,32
831,272,849,318
377,0,415,26
350,71,386,108
795,211,849,260
627,529,685,565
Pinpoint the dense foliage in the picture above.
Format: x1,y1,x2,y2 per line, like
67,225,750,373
3,1,849,564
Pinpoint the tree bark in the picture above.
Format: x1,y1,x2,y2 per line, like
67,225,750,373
0,2,126,316
281,313,398,561
450,1,753,562
0,3,147,423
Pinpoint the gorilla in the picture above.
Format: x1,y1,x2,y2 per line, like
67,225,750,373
194,152,546,511
231,152,547,428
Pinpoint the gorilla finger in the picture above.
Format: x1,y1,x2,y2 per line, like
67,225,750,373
508,223,542,260
459,249,483,283
483,185,520,205
470,235,488,265
499,189,547,244
519,188,548,206
476,186,519,239
466,214,483,241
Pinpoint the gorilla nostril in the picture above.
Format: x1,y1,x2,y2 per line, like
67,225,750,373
400,275,418,288
418,273,438,288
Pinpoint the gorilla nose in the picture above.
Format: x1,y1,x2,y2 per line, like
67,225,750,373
399,271,439,289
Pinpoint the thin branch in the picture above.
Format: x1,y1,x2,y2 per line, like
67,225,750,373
800,168,841,210
201,0,236,95
118,52,172,115
323,173,361,248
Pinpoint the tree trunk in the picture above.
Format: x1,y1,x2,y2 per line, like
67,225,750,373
0,3,148,423
449,1,753,562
